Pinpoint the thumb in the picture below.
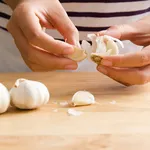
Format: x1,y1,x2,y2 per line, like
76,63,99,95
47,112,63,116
50,1,79,46
100,19,149,41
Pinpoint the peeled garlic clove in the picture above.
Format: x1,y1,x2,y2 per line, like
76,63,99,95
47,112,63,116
66,47,87,62
71,91,95,106
104,35,124,48
106,40,119,55
10,78,50,109
104,35,119,55
0,83,10,114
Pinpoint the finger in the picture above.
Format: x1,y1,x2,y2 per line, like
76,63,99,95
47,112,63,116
35,11,55,30
97,17,150,42
7,20,78,71
49,0,79,45
14,8,75,55
100,45,150,68
102,24,139,40
22,46,78,71
97,65,150,86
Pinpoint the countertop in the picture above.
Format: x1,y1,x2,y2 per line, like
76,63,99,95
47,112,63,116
0,72,150,150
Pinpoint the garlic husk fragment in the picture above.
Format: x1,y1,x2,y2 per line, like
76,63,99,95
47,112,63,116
10,78,50,109
66,47,87,62
59,101,69,107
81,40,92,61
0,83,10,114
67,108,83,116
71,91,95,106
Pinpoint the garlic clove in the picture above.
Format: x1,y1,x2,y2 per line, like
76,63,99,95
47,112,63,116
10,78,50,109
106,41,119,55
104,35,124,48
71,91,95,106
0,83,10,114
104,36,119,55
90,50,112,64
90,53,103,65
14,78,26,87
66,46,87,62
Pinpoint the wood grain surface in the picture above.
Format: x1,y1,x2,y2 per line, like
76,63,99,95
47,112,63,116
0,72,150,150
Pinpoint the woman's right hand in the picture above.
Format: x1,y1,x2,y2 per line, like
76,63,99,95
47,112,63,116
6,0,79,71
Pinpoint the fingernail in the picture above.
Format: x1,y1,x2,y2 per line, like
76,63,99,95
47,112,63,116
101,60,112,66
63,47,74,55
97,66,107,74
65,64,77,70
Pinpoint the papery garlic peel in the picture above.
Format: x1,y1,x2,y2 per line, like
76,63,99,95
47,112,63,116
10,78,50,109
0,83,10,114
67,108,83,116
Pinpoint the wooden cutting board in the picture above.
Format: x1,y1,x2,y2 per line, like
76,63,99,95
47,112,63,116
0,72,150,150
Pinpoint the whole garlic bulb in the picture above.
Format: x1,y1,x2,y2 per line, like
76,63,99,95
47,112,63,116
0,83,10,114
71,91,95,106
81,34,124,64
10,78,50,109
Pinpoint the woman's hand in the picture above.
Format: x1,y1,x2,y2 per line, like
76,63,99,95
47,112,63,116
5,0,79,71
97,15,150,86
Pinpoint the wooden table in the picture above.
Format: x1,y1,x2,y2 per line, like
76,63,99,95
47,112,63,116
0,72,150,150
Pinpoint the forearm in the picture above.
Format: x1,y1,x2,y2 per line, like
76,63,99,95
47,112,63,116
4,0,22,10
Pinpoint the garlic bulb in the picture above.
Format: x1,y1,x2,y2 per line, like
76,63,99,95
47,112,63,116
71,91,95,106
67,46,87,62
0,83,10,114
81,34,124,64
10,78,50,109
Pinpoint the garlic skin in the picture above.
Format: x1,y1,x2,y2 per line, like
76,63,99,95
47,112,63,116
67,47,87,62
0,83,10,114
81,40,93,61
71,91,95,106
81,34,124,64
67,108,83,116
10,78,50,109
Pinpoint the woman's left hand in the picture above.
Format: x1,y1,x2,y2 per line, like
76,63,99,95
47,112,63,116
97,15,150,86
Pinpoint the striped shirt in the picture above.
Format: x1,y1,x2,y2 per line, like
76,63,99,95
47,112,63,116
0,0,150,72
50,0,150,42
0,0,150,41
